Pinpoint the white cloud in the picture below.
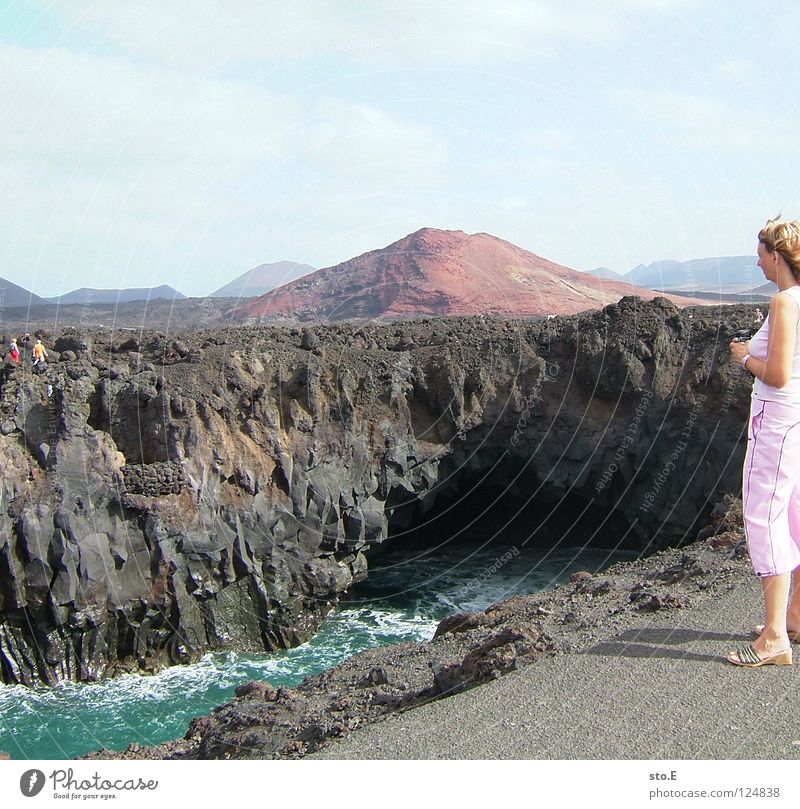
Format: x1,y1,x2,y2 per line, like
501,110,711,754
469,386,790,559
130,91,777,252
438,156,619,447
304,99,450,192
54,0,685,69
1,0,780,301
0,45,297,167
712,59,754,84
613,87,800,154
468,142,733,273
605,0,702,9
0,43,303,296
0,41,454,296
522,127,574,150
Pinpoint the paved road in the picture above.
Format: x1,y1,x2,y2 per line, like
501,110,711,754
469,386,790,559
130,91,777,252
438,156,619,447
311,576,800,759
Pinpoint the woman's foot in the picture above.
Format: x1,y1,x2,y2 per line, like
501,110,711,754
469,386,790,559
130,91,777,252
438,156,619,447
754,624,800,641
728,644,792,667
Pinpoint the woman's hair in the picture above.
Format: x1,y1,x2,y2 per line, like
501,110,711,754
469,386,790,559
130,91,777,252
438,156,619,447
759,215,800,279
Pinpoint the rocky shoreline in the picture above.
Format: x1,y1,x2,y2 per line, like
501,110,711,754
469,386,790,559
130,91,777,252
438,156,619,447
0,298,759,687
78,495,749,760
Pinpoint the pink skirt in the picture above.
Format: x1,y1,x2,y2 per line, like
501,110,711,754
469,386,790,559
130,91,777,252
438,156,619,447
743,397,800,576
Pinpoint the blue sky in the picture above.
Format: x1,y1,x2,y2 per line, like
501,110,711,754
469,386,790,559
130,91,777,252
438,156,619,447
1,1,798,297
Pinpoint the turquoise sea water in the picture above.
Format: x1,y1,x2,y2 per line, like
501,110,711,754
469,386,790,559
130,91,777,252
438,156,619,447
0,537,638,760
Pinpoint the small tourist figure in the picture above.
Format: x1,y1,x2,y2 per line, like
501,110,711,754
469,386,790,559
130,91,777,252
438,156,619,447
32,338,48,367
8,340,20,363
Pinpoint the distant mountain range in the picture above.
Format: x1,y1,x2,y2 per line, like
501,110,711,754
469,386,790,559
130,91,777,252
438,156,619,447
588,256,763,295
48,285,186,305
1,263,316,308
0,277,48,307
209,261,315,298
749,281,776,296
0,241,772,323
587,266,628,282
0,281,186,307
235,228,703,322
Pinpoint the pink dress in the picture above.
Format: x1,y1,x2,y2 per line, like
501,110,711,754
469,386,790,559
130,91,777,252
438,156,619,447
743,286,800,576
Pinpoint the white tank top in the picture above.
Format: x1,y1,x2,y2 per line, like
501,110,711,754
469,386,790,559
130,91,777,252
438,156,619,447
751,285,800,403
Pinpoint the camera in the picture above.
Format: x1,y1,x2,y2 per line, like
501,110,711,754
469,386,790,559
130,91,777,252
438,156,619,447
732,328,754,343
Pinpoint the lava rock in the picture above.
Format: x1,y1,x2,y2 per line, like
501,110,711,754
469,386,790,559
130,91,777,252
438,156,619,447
301,329,319,350
431,623,551,695
235,681,280,702
359,666,390,687
433,611,492,638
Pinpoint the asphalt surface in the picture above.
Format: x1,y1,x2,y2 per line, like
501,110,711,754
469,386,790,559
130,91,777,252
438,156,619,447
310,575,800,759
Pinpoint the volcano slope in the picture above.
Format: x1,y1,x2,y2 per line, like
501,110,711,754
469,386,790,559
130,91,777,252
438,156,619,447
0,296,757,686
236,227,702,321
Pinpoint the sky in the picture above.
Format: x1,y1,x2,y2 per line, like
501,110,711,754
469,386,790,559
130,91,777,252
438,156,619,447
0,0,798,298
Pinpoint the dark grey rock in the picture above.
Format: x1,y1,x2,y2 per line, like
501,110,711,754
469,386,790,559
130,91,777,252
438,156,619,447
0,302,755,687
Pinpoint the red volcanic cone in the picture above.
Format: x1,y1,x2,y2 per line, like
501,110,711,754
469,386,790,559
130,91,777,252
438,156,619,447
236,228,701,322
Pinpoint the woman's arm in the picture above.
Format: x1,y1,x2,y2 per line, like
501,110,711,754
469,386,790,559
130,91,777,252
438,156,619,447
733,293,799,387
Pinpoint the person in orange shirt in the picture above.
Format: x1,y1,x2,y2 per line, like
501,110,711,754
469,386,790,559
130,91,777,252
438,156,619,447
32,338,48,366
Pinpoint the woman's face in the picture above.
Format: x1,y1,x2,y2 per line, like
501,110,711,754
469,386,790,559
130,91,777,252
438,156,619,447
757,241,777,282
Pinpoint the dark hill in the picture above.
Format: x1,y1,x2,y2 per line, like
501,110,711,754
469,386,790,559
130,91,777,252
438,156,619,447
0,276,47,307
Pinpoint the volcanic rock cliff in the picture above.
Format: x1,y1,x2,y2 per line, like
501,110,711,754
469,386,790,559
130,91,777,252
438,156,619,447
0,297,756,685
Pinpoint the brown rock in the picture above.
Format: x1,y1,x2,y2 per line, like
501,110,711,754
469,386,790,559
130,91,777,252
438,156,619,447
433,611,492,638
235,681,280,701
431,623,552,695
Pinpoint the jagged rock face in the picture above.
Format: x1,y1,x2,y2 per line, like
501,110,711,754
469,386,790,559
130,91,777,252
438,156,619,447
0,297,756,684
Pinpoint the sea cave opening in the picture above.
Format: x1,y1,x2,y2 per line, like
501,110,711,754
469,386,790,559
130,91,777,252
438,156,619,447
349,457,642,620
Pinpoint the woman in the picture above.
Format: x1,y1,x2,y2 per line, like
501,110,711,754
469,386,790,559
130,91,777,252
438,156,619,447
728,216,800,667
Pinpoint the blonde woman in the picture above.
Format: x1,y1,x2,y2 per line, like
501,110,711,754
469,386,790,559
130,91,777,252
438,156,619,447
728,216,800,667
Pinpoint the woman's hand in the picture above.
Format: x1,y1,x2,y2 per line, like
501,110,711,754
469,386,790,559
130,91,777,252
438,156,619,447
730,339,750,365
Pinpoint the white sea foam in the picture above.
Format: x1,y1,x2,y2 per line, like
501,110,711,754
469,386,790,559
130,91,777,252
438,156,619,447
0,541,637,759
